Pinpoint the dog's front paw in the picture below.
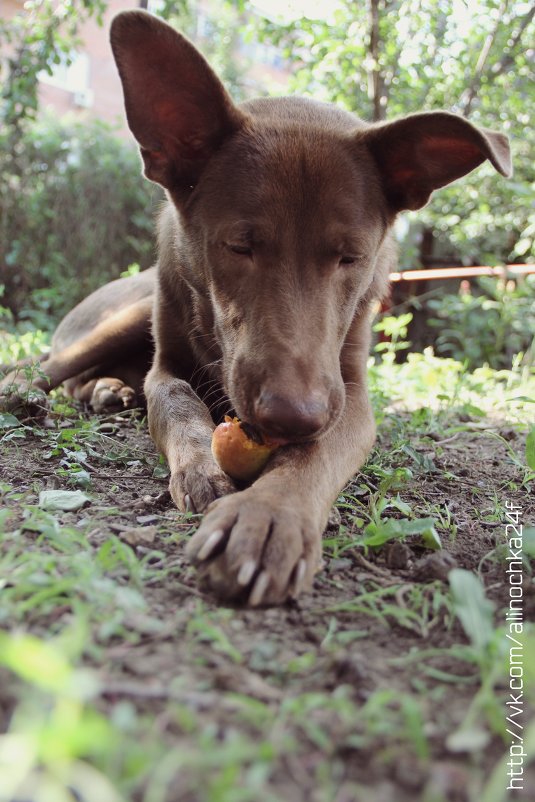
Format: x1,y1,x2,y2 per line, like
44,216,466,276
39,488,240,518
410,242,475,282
169,462,236,514
186,488,323,606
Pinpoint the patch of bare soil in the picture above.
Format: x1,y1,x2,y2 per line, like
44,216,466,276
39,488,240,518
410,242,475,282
0,409,533,802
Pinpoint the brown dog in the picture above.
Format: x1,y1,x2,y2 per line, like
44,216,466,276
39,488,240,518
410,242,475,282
1,11,511,605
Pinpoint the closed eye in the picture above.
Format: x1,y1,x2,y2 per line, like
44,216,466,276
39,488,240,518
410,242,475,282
227,243,253,258
339,255,363,266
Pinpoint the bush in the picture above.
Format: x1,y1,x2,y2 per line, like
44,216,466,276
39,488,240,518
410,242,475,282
426,275,535,370
1,115,160,327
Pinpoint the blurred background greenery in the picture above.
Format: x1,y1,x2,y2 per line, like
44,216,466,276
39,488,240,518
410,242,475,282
1,0,533,368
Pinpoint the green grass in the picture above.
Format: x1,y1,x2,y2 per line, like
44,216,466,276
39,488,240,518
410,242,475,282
1,336,534,801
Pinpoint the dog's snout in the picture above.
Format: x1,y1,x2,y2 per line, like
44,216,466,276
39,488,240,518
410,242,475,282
255,390,329,440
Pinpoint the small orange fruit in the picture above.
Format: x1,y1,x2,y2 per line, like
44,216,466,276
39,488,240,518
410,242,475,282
211,416,278,482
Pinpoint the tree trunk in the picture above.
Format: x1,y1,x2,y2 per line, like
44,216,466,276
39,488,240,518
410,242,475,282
368,0,386,121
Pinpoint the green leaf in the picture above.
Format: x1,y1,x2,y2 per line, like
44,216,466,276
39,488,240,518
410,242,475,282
363,516,441,549
514,237,532,256
152,463,170,480
523,527,535,558
449,569,495,652
390,494,412,516
0,631,73,692
363,519,400,546
421,525,442,551
0,412,21,429
38,489,90,511
526,427,535,470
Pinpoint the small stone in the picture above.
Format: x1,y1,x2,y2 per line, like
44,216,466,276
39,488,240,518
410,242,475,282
413,552,457,582
136,514,160,525
328,557,353,572
385,541,411,569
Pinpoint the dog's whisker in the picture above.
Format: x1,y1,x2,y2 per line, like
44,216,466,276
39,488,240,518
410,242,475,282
190,358,223,387
194,375,222,396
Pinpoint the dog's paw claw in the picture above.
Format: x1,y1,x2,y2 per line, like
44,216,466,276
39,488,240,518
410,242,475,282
186,489,322,606
237,558,257,587
289,558,307,599
170,464,236,514
249,570,271,607
196,528,226,561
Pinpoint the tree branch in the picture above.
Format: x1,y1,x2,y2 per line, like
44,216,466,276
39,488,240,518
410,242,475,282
490,3,535,78
461,0,509,117
461,0,535,117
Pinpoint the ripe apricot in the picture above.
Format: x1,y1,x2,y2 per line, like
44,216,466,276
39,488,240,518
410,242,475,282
211,416,277,482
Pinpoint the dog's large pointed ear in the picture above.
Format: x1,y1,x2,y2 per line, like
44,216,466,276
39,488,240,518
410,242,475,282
362,112,512,212
110,11,247,195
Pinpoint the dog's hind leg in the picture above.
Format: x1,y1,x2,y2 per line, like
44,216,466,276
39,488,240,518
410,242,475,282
68,377,137,414
0,292,154,418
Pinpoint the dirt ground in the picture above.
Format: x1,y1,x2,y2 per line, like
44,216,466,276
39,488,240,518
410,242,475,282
0,403,534,802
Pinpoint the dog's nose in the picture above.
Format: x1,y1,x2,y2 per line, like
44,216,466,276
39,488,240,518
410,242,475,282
254,391,329,439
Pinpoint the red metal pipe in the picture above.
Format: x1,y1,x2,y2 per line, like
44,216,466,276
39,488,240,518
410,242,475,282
389,264,534,282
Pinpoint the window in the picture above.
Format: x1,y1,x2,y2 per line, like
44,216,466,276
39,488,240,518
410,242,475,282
39,51,90,95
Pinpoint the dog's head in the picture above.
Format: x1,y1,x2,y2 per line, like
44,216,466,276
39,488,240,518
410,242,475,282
111,11,511,443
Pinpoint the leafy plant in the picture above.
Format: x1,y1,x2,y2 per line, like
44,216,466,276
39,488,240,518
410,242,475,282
527,426,535,471
0,630,151,802
426,275,535,369
1,115,158,324
445,569,510,751
449,569,496,658
250,0,534,266
1,0,109,323
373,312,413,362
333,465,443,555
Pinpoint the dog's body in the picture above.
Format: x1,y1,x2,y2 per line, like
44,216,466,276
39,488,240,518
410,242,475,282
1,11,511,605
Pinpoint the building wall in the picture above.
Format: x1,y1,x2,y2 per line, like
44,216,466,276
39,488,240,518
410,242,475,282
3,0,134,136
3,1,291,140
54,0,135,137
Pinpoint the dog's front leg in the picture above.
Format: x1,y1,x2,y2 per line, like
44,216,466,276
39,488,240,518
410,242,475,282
186,380,375,606
145,361,236,513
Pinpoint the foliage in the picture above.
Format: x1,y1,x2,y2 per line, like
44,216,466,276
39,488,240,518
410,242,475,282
369,346,534,435
0,1,257,326
373,312,413,360
0,321,49,365
250,0,535,266
1,0,533,349
158,0,253,102
1,115,157,324
426,275,535,369
0,0,111,322
0,0,106,129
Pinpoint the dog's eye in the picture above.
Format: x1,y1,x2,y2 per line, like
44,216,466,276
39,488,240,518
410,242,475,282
228,244,253,258
339,255,358,266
